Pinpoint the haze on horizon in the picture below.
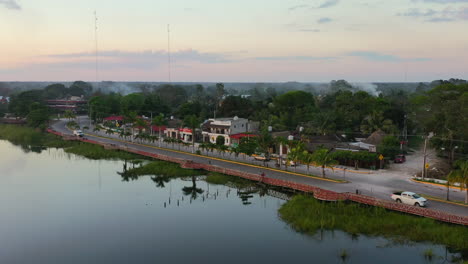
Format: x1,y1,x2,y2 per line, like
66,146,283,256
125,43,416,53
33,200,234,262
1,0,467,82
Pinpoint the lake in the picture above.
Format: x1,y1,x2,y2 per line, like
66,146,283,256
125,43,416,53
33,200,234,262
0,140,461,263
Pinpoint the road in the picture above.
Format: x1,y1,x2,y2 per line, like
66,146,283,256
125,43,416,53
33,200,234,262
52,117,468,217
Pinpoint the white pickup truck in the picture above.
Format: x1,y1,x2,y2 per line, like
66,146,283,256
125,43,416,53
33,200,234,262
73,130,84,137
391,191,428,207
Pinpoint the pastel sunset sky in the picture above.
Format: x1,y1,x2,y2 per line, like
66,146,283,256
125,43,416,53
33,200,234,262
1,0,467,82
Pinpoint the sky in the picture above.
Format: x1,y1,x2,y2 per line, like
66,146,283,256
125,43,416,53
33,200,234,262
0,0,467,82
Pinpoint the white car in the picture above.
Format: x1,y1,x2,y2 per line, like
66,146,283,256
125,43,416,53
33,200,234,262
391,191,428,207
73,130,84,137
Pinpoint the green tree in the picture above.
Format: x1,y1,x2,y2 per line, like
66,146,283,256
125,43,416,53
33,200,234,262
239,137,257,160
184,114,200,153
63,110,76,121
301,151,314,174
447,160,468,204
218,96,254,118
311,148,338,178
124,111,139,142
273,91,316,130
27,102,50,129
412,83,468,164
256,127,274,161
69,81,92,96
360,110,397,134
378,136,400,159
152,113,166,147
216,135,225,146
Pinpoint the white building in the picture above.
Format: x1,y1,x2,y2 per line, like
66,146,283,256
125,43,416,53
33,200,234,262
201,116,257,146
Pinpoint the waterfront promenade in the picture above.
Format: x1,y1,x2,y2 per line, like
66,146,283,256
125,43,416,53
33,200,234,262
50,118,468,223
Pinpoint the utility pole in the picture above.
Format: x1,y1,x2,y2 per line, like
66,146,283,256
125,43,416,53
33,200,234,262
150,111,153,136
422,132,434,180
422,136,428,180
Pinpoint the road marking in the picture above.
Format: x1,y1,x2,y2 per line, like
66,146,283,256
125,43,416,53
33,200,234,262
410,178,462,191
421,195,468,207
84,132,344,183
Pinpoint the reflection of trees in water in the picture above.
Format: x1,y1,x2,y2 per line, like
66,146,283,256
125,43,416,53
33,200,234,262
17,144,46,154
182,175,204,200
151,175,170,188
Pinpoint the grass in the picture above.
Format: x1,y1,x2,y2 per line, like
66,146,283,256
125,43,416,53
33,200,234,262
279,195,468,252
205,172,253,188
339,249,349,262
65,143,143,160
120,161,203,178
423,248,435,261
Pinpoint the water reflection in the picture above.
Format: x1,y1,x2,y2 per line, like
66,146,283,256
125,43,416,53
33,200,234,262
182,175,204,201
0,140,465,264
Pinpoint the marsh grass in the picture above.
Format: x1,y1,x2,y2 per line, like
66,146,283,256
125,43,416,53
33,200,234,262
423,248,435,261
65,144,142,160
205,172,253,188
279,195,468,252
120,161,203,178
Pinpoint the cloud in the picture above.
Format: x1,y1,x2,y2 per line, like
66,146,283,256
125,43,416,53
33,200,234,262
254,56,335,61
318,0,339,8
346,51,430,62
398,7,468,22
288,4,309,11
298,28,321,32
46,49,232,64
317,17,333,23
0,0,21,10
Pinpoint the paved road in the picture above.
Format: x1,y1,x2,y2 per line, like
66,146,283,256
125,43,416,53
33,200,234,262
52,117,468,217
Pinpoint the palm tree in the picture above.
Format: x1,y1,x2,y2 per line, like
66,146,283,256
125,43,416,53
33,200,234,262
184,115,200,153
64,110,76,121
119,129,125,139
256,127,274,162
152,114,166,147
105,128,113,136
199,143,207,156
219,145,229,158
287,142,305,172
447,160,468,204
123,111,138,142
274,136,288,168
311,148,338,178
360,110,397,134
301,151,314,174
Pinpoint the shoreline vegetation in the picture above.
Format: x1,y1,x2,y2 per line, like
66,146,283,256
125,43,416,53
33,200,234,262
0,124,142,160
279,195,468,252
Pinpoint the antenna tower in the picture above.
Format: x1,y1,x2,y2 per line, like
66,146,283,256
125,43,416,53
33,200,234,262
94,11,99,85
167,24,171,83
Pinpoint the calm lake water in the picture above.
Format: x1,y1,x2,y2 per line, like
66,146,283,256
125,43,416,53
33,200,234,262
0,140,462,264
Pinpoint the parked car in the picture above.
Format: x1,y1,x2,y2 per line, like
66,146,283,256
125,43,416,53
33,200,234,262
254,154,270,162
391,191,427,207
73,130,84,137
282,160,297,166
394,154,406,163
